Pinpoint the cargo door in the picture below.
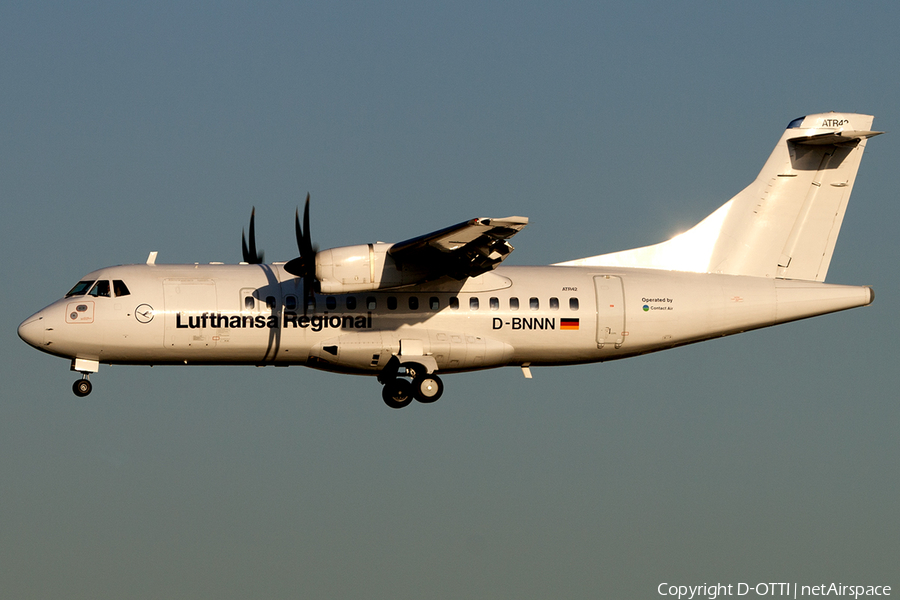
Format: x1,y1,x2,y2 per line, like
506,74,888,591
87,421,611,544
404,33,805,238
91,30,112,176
594,275,625,349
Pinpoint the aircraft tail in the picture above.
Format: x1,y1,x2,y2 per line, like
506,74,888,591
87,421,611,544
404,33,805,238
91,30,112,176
558,113,882,281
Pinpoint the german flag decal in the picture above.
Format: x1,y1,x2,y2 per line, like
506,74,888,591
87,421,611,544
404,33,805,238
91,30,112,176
560,318,579,330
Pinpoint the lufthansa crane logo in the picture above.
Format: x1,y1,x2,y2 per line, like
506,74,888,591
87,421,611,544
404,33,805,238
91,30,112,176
134,304,155,323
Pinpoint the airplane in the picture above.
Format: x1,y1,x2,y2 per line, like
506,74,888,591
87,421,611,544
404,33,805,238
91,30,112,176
18,112,881,408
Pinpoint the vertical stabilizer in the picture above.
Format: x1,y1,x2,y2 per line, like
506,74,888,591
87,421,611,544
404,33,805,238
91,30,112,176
558,113,881,281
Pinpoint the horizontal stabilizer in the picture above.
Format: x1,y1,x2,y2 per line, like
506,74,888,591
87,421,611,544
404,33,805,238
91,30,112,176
791,130,883,146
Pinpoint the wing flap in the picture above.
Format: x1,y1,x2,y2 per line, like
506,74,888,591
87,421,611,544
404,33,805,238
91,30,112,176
389,216,528,280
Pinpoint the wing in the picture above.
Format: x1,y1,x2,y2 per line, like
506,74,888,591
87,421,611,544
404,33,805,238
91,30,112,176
388,216,528,280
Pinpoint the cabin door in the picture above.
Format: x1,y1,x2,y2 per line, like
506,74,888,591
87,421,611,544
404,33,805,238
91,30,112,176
163,279,218,349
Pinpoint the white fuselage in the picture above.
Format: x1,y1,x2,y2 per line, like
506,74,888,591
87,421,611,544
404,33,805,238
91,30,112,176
18,262,873,376
17,112,881,405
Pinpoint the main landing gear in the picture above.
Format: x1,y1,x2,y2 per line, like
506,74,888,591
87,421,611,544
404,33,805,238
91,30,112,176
379,358,444,409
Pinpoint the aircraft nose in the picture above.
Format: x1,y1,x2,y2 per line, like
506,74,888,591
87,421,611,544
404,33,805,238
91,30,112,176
18,313,46,349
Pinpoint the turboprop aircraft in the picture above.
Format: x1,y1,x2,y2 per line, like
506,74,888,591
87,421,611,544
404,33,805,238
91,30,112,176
18,112,881,408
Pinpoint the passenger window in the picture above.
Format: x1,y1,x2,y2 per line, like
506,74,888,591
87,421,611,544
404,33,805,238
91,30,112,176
429,297,440,311
529,297,539,311
306,296,316,311
113,280,130,297
346,296,357,310
470,297,479,310
326,296,337,310
367,297,376,310
285,295,298,311
266,296,277,309
66,280,95,297
549,297,559,311
509,297,519,311
490,297,499,311
570,297,579,311
408,296,419,310
244,296,255,309
387,296,397,310
89,280,111,297
449,297,459,310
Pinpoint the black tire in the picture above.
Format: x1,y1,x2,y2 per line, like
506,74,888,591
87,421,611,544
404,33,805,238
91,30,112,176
413,374,443,403
73,379,92,397
382,379,413,409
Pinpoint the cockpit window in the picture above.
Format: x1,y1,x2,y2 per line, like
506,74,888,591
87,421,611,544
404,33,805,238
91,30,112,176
89,280,111,297
113,280,130,297
66,280,95,297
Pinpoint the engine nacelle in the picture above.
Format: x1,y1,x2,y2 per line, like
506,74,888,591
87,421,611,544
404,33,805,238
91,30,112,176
315,243,429,293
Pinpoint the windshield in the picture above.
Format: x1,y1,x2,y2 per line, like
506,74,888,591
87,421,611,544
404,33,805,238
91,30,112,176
66,280,95,297
89,280,111,297
113,280,130,297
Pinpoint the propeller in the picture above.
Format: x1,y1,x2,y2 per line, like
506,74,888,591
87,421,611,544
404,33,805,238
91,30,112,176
284,194,319,306
241,207,265,264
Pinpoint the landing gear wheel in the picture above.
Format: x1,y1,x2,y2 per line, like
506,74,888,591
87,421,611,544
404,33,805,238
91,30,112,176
382,379,413,409
413,374,443,403
73,379,92,397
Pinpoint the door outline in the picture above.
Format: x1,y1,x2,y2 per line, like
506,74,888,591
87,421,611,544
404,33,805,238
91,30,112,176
594,275,625,349
163,279,218,349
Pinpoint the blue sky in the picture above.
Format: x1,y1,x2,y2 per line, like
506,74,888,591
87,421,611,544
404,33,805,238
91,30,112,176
2,2,898,598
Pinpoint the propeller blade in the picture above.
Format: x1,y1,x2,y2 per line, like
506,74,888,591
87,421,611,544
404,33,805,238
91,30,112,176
241,207,264,264
283,194,319,312
284,207,308,276
302,193,314,257
294,205,309,258
292,194,317,257
285,194,318,277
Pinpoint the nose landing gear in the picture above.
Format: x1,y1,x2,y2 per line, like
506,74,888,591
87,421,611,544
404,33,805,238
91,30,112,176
70,358,99,397
73,375,92,397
